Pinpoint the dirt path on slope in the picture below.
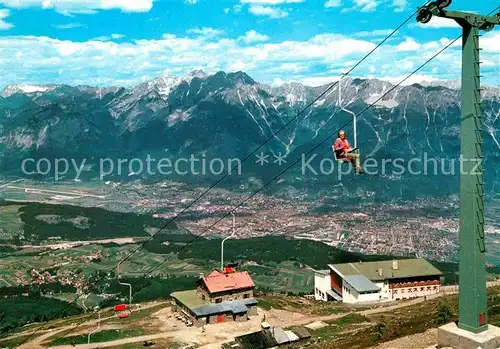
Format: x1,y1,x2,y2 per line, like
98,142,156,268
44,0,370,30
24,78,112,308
12,302,165,349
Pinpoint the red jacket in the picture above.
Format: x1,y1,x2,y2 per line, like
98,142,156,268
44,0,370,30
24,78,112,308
334,138,350,151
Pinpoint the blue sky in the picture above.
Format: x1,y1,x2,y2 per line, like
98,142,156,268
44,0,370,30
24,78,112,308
0,0,498,89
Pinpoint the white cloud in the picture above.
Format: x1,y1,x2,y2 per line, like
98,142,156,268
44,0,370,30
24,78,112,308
100,0,152,12
227,60,246,72
238,30,269,44
0,32,375,88
91,33,125,41
92,36,111,41
266,62,308,73
300,75,340,86
378,74,442,86
415,16,460,28
0,0,154,14
422,41,439,50
353,0,379,12
1,32,498,89
481,31,500,52
224,7,230,13
353,29,393,37
397,37,420,51
53,22,86,29
185,0,198,4
391,0,407,12
187,27,224,38
482,60,497,67
272,77,285,86
241,0,303,4
0,9,13,30
438,37,461,49
400,58,414,70
279,62,304,72
324,0,341,8
248,4,288,18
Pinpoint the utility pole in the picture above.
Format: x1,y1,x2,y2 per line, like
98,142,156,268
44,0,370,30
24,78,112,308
117,260,132,307
417,0,500,344
221,213,236,272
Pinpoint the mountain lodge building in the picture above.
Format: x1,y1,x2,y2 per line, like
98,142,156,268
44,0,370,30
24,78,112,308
171,267,258,327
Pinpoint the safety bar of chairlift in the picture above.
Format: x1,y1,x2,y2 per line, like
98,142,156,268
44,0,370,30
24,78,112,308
333,148,359,161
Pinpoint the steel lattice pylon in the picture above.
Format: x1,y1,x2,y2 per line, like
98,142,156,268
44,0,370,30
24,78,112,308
417,0,500,334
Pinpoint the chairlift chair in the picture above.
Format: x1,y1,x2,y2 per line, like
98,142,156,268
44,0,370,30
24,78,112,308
333,74,363,171
114,304,131,319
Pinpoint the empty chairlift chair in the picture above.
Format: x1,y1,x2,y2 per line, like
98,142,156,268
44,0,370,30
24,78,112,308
114,303,131,319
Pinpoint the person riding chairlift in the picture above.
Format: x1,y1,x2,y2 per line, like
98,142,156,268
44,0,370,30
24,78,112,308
333,130,364,174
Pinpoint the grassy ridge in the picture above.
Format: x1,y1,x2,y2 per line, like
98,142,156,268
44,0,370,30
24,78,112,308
144,235,396,270
50,328,146,346
143,234,475,285
96,275,198,305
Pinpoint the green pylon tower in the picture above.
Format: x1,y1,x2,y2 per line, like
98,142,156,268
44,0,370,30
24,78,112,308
417,1,500,334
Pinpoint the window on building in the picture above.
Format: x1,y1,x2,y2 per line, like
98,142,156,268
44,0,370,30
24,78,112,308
202,295,206,300
215,298,222,303
244,294,249,299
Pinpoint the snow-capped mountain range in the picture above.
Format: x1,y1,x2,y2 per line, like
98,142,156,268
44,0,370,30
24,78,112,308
0,70,499,199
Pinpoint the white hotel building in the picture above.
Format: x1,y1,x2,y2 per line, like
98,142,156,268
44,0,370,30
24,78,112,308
314,258,443,304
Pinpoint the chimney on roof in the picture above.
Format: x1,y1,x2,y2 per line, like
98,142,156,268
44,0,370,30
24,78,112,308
378,268,383,277
392,260,399,270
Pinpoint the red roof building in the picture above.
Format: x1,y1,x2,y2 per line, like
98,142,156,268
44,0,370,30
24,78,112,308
171,267,258,327
196,269,255,303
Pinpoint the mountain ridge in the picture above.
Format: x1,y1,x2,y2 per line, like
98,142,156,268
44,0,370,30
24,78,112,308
3,70,499,97
0,70,499,200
